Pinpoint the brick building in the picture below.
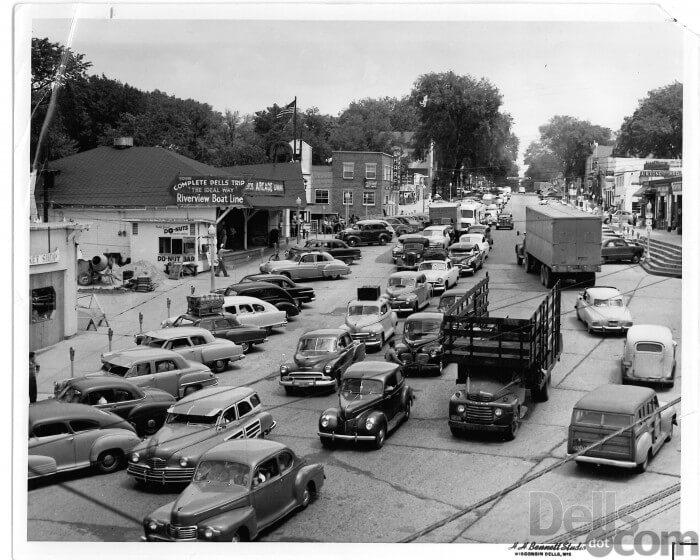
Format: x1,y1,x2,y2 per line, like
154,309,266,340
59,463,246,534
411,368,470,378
330,151,396,220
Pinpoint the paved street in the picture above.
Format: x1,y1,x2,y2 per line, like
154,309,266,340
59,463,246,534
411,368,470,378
27,194,682,543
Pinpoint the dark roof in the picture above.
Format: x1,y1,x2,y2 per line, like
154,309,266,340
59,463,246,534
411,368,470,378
203,439,287,465
574,384,655,415
59,376,144,393
344,362,400,379
221,162,306,208
29,400,110,426
300,329,347,338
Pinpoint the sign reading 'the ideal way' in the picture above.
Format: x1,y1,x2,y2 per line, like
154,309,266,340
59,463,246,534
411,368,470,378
170,176,285,206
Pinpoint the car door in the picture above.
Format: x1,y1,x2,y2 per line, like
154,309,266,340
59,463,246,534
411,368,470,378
650,396,664,452
333,334,352,374
125,360,157,390
297,254,317,279
275,451,298,512
188,334,211,362
381,371,401,421
111,387,144,418
30,421,75,470
379,302,395,339
234,304,257,326
151,358,180,396
68,419,103,467
416,275,429,306
602,239,616,261
251,458,285,528
166,337,196,361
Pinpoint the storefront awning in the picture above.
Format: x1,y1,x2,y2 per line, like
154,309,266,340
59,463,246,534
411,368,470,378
633,186,655,197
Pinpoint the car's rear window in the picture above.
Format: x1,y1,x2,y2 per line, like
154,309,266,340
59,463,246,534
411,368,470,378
573,409,632,428
635,342,663,353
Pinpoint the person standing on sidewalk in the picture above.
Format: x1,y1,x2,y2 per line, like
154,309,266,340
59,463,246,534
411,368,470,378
269,227,280,260
29,351,38,403
215,245,229,277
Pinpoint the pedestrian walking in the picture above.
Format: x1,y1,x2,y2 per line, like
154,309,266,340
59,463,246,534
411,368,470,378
215,245,229,277
29,351,38,404
269,227,280,259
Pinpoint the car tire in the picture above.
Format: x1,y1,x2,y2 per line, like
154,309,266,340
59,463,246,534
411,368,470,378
281,271,292,280
343,258,354,266
347,238,358,247
240,341,251,353
373,426,386,450
231,530,245,542
380,333,385,348
210,359,229,373
143,417,159,436
506,415,520,441
301,483,315,508
524,253,532,273
666,421,675,442
284,386,296,396
404,400,411,422
320,437,335,449
379,235,389,245
632,255,640,264
587,322,593,335
96,449,123,474
265,327,273,336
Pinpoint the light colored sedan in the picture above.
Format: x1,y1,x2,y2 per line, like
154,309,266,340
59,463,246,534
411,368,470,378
222,295,288,335
459,233,490,258
259,251,350,280
342,297,398,349
418,259,460,293
422,226,452,249
575,286,633,334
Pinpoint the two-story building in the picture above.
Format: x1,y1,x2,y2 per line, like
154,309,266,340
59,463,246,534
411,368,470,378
330,151,395,220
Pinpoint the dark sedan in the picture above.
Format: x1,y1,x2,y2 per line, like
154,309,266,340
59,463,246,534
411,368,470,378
166,312,268,353
239,274,316,305
602,238,644,264
287,239,362,265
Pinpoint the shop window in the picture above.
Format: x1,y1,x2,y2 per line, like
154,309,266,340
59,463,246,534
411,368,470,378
132,223,139,235
314,189,330,204
171,238,183,254
31,286,56,322
343,162,354,179
158,237,171,253
189,224,196,236
365,163,377,179
363,191,375,206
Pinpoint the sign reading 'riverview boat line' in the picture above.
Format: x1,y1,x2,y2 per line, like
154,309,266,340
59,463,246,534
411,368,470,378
169,176,285,206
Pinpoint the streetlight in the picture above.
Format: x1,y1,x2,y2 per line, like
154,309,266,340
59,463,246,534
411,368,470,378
344,192,350,228
208,224,216,292
645,201,652,262
296,196,302,244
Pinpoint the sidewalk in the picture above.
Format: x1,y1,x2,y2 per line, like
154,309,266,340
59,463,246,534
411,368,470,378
617,223,682,247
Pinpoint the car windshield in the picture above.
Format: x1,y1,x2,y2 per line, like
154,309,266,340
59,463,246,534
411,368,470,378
291,254,305,263
593,298,624,307
101,361,130,377
165,413,218,426
450,245,476,255
56,386,82,403
388,277,416,288
340,378,383,395
419,262,446,271
438,296,459,311
348,305,379,316
141,336,167,348
573,410,632,428
424,230,443,237
298,337,337,353
193,460,250,487
405,320,442,340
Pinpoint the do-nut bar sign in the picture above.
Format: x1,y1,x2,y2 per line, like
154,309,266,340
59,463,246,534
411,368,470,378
170,176,285,206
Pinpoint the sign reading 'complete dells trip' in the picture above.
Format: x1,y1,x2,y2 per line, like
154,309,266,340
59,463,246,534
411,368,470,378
170,176,285,206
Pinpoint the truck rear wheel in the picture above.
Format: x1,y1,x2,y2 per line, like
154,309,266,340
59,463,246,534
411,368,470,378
534,375,550,402
524,253,533,273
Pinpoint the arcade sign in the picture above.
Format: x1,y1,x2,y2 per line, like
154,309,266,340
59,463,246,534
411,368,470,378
170,176,285,207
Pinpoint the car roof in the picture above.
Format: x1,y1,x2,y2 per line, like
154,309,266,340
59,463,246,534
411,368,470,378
223,295,270,305
102,347,183,363
227,282,284,291
348,298,386,306
424,225,447,231
171,385,257,416
389,271,424,279
626,324,674,345
450,242,477,249
344,361,400,380
202,439,288,465
301,328,347,338
405,312,444,321
243,274,293,283
585,287,623,300
574,384,656,414
59,376,143,392
441,287,469,296
143,326,212,338
29,400,113,426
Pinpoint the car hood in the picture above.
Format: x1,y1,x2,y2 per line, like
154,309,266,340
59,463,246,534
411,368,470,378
386,286,415,298
142,387,177,403
402,334,440,349
338,392,383,419
587,307,632,321
170,483,249,526
465,378,518,401
345,315,383,330
294,351,339,368
137,424,218,460
449,252,476,262
421,269,448,280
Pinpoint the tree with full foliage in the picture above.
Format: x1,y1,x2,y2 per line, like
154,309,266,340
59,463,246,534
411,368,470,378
408,71,518,196
614,82,682,159
523,141,564,183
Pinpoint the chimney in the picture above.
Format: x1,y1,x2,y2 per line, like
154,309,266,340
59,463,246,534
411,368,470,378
113,137,134,149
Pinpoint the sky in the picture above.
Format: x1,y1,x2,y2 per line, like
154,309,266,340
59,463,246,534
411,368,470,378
31,14,684,172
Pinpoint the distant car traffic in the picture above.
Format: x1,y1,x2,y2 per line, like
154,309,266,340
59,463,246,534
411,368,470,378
496,214,514,230
336,220,394,246
459,233,490,259
259,251,351,280
213,281,300,318
466,224,493,245
575,286,633,334
421,226,452,249
602,238,644,264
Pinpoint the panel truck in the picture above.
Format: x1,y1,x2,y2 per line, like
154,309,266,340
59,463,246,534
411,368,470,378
428,201,463,233
518,204,602,288
443,282,562,440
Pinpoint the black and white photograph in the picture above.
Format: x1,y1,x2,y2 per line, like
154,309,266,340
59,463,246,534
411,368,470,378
12,1,700,557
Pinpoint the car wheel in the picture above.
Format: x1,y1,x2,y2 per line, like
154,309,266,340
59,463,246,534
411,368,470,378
210,359,229,373
343,258,354,266
412,301,418,313
265,327,273,336
379,235,389,245
404,400,411,421
96,450,122,474
284,386,295,396
636,451,651,473
506,415,520,441
373,426,386,450
231,530,245,542
587,322,593,335
240,341,251,353
301,483,315,508
347,238,358,247
666,421,675,442
144,417,159,436
281,271,292,280
632,254,640,264
380,333,385,348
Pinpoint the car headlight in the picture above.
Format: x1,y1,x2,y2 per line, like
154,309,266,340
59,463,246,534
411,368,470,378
179,457,189,468
202,527,214,539
436,278,445,284
130,452,140,463
280,365,289,374
324,364,333,374
147,520,159,532
321,417,330,428
494,408,503,417
365,418,376,430
456,404,466,414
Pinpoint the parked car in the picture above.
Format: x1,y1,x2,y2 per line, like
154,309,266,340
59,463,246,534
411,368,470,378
221,296,288,335
384,271,431,313
394,236,430,270
286,239,362,265
621,325,677,387
336,220,394,247
158,312,267,353
417,259,459,294
343,296,398,349
238,274,316,305
136,327,244,373
56,347,217,400
141,440,324,542
29,401,141,480
395,215,424,231
466,224,493,245
127,386,276,485
496,214,514,230
394,312,444,376
259,251,351,280
567,384,676,472
438,287,469,313
213,281,300,318
384,216,420,236
422,226,452,249
575,286,633,334
459,233,490,258
448,242,484,275
53,376,176,436
280,329,366,393
317,362,414,449
606,210,633,225
602,238,644,264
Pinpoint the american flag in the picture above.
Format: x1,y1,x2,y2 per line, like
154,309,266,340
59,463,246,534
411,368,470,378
276,100,296,118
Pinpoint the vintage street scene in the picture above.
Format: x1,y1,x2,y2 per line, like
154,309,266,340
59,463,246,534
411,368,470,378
20,5,693,554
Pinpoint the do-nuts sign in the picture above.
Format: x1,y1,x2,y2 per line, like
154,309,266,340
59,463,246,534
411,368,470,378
170,176,285,206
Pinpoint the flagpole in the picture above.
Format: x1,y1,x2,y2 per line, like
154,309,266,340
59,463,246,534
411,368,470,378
293,96,297,161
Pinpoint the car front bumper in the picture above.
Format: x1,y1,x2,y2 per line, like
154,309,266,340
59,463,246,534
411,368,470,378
349,332,383,346
427,281,446,292
388,299,417,311
280,373,336,388
317,431,375,442
448,419,510,432
589,324,631,333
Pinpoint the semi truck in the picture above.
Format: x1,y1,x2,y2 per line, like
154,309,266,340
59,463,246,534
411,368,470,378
443,282,562,440
516,204,602,288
